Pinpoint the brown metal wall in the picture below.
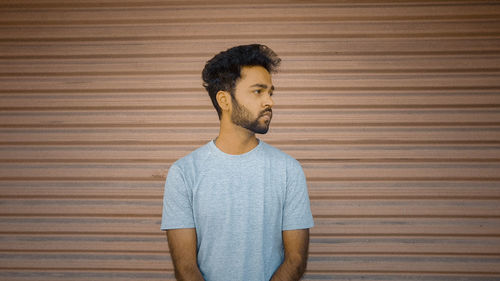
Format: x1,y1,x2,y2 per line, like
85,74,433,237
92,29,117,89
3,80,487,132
1,0,500,280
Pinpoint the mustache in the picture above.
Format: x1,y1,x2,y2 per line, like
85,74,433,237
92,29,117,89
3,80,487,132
259,108,272,116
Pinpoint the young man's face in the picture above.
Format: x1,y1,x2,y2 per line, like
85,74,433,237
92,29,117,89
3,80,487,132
230,66,275,134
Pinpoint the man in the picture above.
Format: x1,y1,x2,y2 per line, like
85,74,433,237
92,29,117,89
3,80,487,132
161,44,314,281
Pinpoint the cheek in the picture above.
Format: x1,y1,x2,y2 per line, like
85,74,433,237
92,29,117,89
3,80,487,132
239,99,258,114
249,105,262,117
236,94,262,116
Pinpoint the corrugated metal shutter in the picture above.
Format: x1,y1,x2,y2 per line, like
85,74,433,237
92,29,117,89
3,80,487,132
1,1,500,280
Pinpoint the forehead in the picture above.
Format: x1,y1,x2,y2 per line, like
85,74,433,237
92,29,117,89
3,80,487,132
238,66,272,86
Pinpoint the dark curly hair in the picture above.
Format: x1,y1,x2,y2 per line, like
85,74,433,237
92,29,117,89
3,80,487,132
202,44,281,119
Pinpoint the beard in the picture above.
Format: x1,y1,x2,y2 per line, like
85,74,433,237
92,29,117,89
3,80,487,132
231,97,272,134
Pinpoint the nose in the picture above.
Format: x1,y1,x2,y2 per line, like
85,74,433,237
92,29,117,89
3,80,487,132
263,92,274,108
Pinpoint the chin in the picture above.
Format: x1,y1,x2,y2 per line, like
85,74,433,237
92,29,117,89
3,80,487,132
254,126,270,134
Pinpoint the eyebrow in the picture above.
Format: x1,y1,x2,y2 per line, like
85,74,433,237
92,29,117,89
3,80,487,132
250,83,275,91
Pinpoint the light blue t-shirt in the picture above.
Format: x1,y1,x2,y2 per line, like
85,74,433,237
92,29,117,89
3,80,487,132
161,140,314,281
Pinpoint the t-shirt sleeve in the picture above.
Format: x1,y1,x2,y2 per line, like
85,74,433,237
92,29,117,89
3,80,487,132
282,158,314,231
161,164,195,230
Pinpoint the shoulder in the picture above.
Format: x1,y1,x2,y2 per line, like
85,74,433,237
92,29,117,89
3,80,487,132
260,141,302,169
171,141,213,173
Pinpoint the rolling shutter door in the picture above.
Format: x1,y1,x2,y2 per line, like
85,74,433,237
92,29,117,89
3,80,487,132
1,1,499,280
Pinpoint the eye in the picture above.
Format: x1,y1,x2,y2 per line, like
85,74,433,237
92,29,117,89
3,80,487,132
253,89,262,94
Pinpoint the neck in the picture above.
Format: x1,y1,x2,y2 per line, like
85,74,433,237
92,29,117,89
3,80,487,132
215,115,259,155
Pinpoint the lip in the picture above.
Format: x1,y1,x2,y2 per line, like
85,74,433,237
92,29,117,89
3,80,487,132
261,112,272,120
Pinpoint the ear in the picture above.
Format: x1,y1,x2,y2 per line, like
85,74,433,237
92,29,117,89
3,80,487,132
216,90,231,112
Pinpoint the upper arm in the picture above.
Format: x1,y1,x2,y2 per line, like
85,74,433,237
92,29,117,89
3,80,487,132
283,159,314,231
166,228,199,270
161,165,195,230
282,228,310,264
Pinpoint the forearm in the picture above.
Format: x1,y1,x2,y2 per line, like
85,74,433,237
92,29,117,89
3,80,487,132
173,264,205,281
166,229,205,281
270,254,307,281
